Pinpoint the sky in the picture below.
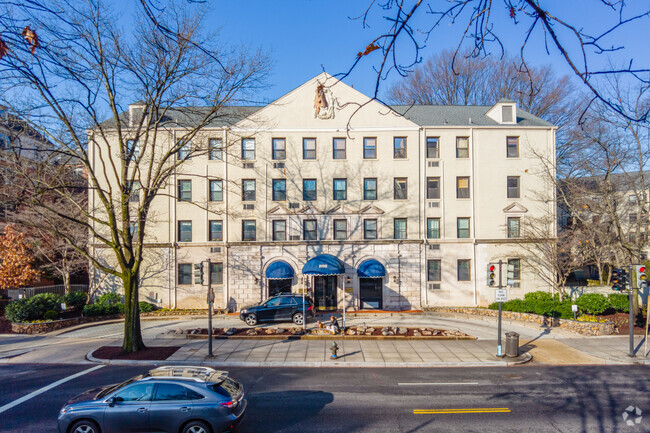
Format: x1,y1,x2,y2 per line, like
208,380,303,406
121,0,650,105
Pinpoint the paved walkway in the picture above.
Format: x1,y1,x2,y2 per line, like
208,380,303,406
1,312,648,367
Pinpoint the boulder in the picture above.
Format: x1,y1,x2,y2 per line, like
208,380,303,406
347,329,357,335
398,327,408,335
413,331,421,337
422,331,432,336
246,329,257,335
225,328,236,336
275,328,286,334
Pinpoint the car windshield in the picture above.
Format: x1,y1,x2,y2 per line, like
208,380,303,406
96,374,145,399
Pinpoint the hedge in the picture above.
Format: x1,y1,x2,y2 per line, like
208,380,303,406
489,291,628,319
5,293,62,323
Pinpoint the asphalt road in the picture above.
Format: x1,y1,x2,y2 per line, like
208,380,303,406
1,364,648,433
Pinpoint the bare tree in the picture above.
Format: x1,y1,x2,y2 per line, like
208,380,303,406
0,0,268,352
347,1,650,122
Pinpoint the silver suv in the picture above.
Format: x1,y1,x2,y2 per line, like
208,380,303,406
58,366,246,433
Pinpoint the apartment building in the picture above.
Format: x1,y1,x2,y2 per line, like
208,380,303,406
89,73,557,311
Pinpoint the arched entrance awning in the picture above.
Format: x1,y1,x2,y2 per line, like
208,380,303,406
357,259,386,278
265,261,295,280
302,254,346,275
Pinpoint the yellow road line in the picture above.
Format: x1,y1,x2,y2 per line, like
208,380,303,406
414,408,511,414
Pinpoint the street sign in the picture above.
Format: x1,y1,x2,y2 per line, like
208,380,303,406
571,304,578,312
495,289,507,302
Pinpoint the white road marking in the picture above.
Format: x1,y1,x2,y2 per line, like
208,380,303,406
0,365,105,414
398,382,480,386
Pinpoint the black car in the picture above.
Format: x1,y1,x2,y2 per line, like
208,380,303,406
239,294,315,326
58,366,246,433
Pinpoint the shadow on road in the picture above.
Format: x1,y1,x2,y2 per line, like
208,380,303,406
238,390,334,432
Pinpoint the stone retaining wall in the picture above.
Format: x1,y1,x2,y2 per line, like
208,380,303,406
427,307,616,336
11,315,122,334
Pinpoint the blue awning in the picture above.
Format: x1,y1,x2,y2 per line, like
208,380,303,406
266,261,295,280
302,254,346,276
357,260,386,278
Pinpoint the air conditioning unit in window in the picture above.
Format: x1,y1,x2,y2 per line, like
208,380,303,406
243,204,254,210
210,247,222,253
428,201,440,208
273,162,285,169
288,203,300,209
428,244,440,250
243,163,254,169
289,235,300,240
428,161,439,167
427,283,440,290
513,282,520,288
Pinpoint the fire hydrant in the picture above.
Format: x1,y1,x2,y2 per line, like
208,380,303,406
330,342,339,359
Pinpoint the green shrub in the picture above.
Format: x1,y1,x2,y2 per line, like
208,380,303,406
5,299,32,322
503,299,527,313
607,293,629,313
43,310,59,321
138,302,157,313
95,292,123,306
576,293,609,315
63,291,88,309
523,291,553,304
82,303,105,317
4,293,63,323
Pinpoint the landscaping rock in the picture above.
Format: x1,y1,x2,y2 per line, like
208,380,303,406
246,329,257,335
398,327,408,335
275,328,286,334
225,328,236,336
413,331,421,337
347,329,357,335
422,330,432,336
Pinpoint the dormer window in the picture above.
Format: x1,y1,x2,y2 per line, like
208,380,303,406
486,99,517,124
502,105,514,123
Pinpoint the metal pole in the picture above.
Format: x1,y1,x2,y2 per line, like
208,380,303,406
497,260,503,357
302,276,306,333
628,263,635,357
342,275,346,329
207,259,213,358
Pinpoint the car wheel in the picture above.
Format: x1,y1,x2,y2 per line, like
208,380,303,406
182,420,210,433
292,312,304,325
70,420,101,433
244,313,258,326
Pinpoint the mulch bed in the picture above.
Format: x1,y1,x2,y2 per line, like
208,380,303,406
93,346,180,361
0,316,13,334
598,312,648,335
181,326,469,338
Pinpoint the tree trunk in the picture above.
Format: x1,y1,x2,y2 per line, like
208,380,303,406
121,273,145,353
63,272,71,294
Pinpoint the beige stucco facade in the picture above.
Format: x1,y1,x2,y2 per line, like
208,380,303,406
89,73,557,311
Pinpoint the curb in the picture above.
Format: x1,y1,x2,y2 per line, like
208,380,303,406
183,334,477,341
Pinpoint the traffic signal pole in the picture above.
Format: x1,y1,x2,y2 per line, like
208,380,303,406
628,263,634,357
497,260,503,357
207,259,214,358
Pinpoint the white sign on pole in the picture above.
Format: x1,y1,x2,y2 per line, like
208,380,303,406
571,304,578,312
495,289,507,303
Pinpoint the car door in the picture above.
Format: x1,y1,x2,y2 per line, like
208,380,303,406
275,297,297,321
257,297,281,321
103,383,153,433
147,383,195,433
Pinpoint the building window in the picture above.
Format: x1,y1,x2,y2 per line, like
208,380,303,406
210,262,223,285
364,178,377,200
303,179,317,201
272,138,286,160
393,137,407,159
457,259,471,281
426,137,439,158
129,181,140,203
303,219,317,240
394,178,408,200
456,137,469,158
507,176,520,198
177,139,191,160
364,219,377,240
126,139,139,159
242,179,256,201
333,178,347,200
241,138,255,160
426,177,440,199
242,220,256,241
178,264,192,285
427,218,440,239
178,180,192,202
272,220,286,241
457,217,470,238
630,213,638,223
394,218,407,239
272,179,286,201
507,217,520,238
333,138,346,159
364,137,377,159
209,180,223,202
303,138,316,160
508,258,521,280
506,136,519,158
456,176,470,199
129,221,138,236
209,220,223,241
502,105,513,122
178,220,192,242
333,219,347,240
427,260,441,282
209,138,223,160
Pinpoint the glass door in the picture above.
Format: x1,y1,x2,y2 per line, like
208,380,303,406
314,276,337,310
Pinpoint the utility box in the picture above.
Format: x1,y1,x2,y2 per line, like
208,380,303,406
505,332,519,357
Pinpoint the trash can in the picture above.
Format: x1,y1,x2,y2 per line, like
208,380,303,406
505,332,519,357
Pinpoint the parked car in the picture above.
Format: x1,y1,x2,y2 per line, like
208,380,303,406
239,294,315,326
58,366,246,433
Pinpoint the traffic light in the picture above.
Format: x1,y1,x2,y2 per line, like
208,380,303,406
194,263,204,285
506,264,515,287
635,265,646,288
611,268,628,291
487,264,496,287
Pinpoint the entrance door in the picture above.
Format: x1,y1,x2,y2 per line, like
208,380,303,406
268,279,292,297
314,276,337,311
359,278,382,309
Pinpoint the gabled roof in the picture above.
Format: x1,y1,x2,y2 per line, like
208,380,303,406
390,105,553,127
